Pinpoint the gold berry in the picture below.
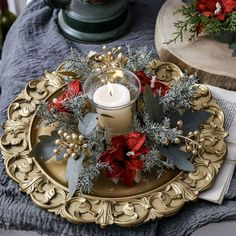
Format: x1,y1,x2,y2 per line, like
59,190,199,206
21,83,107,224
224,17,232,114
63,153,69,159
186,146,192,152
71,153,77,159
177,120,183,127
198,144,203,150
53,148,59,154
55,139,61,145
194,130,200,136
58,129,63,135
174,137,180,144
72,133,78,141
192,149,198,155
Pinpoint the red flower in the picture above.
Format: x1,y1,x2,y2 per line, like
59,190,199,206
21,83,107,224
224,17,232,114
151,78,169,96
197,0,236,21
99,132,149,186
135,71,169,96
135,71,151,93
223,0,236,13
52,80,82,112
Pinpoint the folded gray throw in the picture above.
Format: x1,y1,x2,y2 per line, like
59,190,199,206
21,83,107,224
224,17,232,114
0,1,236,235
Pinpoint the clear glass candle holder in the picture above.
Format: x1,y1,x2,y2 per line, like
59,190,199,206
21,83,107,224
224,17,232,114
83,68,141,136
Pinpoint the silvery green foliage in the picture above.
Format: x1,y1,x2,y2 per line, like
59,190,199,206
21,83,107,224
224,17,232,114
132,113,179,178
65,46,156,76
75,128,110,194
65,94,90,122
87,127,110,156
125,45,155,72
76,161,109,194
37,101,76,130
161,73,198,113
141,148,174,177
64,48,91,81
133,114,179,145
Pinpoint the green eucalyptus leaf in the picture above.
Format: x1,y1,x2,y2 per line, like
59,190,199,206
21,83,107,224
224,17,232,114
144,86,164,123
170,109,211,134
29,130,59,161
66,154,85,197
159,145,194,172
56,151,66,161
79,113,98,137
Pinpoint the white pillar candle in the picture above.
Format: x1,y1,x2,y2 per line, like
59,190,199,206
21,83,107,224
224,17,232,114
93,82,132,136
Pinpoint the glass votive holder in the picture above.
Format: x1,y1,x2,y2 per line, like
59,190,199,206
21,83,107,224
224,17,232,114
83,68,141,136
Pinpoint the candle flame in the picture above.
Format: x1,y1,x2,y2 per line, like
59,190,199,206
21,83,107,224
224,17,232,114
108,82,113,96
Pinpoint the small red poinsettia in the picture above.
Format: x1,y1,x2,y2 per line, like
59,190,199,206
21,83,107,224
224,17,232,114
52,79,82,112
135,71,169,96
99,132,149,186
197,0,236,21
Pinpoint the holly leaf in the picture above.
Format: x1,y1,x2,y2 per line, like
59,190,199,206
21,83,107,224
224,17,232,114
143,86,164,123
66,154,85,197
79,113,98,137
159,145,194,171
169,109,211,134
29,130,59,161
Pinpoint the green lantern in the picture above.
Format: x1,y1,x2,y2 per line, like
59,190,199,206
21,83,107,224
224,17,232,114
45,0,134,43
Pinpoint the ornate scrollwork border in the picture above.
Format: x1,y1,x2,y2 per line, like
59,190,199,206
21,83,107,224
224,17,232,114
0,61,228,227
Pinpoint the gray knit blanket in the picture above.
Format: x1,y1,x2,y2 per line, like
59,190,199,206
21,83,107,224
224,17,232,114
0,1,236,235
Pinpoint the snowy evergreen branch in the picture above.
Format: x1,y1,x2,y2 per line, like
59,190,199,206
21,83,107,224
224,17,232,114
36,101,76,130
65,94,90,122
76,161,109,194
141,148,174,177
161,73,198,113
87,127,110,156
133,113,179,145
125,45,155,72
64,48,91,81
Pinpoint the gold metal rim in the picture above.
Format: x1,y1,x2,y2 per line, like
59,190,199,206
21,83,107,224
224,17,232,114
0,61,228,227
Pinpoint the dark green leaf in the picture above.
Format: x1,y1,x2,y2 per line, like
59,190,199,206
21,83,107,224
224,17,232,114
66,154,85,197
159,145,194,171
29,130,59,161
79,113,98,137
169,109,211,134
143,86,164,123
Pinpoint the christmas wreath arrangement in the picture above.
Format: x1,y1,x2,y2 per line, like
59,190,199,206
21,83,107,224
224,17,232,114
168,0,236,56
29,46,211,197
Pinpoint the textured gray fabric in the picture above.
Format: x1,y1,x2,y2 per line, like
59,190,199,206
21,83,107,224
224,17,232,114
0,1,236,236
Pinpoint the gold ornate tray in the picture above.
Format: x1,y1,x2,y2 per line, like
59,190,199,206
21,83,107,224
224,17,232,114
0,61,228,227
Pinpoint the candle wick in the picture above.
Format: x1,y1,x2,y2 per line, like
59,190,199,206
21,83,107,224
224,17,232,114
110,91,112,96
